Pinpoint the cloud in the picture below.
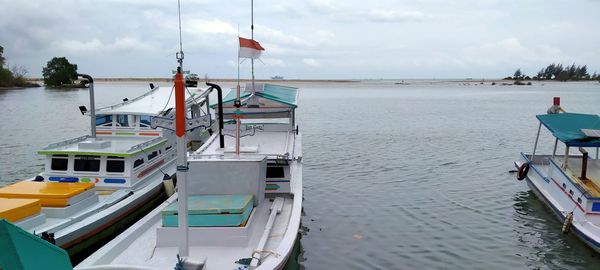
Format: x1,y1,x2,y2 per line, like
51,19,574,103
261,57,287,67
186,19,237,35
302,58,320,67
54,37,154,55
365,9,432,23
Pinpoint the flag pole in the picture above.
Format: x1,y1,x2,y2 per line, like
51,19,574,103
251,0,255,94
235,37,241,156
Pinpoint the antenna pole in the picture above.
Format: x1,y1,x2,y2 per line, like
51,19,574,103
176,0,184,70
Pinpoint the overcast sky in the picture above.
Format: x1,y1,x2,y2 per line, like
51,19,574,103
1,0,599,79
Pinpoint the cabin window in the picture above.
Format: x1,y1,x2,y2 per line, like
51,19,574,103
266,166,285,178
116,115,130,127
140,115,152,127
74,155,101,172
165,145,172,151
51,154,68,171
106,156,125,173
133,158,144,168
96,115,113,126
147,151,158,161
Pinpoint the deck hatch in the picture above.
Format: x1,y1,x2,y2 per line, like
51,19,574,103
161,194,253,227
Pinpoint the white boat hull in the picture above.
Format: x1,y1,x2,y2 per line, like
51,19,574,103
516,153,600,253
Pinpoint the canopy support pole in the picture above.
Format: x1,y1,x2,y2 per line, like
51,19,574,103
563,146,570,169
532,122,542,162
552,138,558,158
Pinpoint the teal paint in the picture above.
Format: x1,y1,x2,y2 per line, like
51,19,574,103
0,219,73,270
162,195,253,227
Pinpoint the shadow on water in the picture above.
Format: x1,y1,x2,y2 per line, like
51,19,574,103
512,190,600,269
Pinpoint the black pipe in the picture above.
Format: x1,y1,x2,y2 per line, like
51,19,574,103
77,73,93,83
77,73,95,138
206,82,225,148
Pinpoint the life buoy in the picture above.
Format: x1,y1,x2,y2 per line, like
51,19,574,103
516,162,530,181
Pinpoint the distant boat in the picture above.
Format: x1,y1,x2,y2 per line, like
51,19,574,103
271,75,284,80
514,97,600,252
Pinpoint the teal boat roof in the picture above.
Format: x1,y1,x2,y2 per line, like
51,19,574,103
212,83,298,108
537,113,600,147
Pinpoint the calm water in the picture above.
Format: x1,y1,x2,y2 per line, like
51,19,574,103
1,80,600,269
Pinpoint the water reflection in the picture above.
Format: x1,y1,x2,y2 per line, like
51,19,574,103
512,190,600,269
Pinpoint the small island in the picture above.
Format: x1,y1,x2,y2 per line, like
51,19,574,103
505,63,600,85
0,45,40,89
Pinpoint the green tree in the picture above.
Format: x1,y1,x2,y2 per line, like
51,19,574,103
513,68,523,79
42,57,78,87
0,45,5,68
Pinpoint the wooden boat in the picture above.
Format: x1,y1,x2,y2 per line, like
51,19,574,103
0,79,215,260
515,97,600,252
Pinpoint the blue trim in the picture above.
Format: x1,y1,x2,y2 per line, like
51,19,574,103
265,180,290,183
593,203,600,212
104,178,126,184
548,158,593,199
518,153,549,183
48,177,79,183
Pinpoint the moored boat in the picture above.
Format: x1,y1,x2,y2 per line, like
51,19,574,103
515,97,600,251
76,79,302,269
0,78,215,260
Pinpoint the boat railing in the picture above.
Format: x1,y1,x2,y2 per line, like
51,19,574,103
42,135,90,150
95,86,160,112
127,137,166,153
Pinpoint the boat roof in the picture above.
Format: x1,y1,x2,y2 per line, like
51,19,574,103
194,130,295,158
212,83,298,109
537,113,600,147
95,86,207,115
37,136,167,157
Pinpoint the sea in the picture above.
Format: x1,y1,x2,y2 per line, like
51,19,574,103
1,80,600,269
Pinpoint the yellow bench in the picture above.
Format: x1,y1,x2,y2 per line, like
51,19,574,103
0,198,41,222
0,181,95,207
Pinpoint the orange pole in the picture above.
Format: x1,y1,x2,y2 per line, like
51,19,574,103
175,72,185,137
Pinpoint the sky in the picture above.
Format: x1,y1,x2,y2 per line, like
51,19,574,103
1,0,599,79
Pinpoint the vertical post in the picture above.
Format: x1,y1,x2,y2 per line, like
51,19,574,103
251,0,255,94
77,74,95,138
174,68,189,257
531,122,542,162
563,146,570,169
579,147,588,180
552,138,558,158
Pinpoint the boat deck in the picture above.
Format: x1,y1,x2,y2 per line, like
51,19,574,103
93,196,293,270
563,157,600,197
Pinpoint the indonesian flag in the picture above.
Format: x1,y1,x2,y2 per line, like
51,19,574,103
238,37,264,59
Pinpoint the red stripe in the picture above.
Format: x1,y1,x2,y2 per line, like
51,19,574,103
137,159,165,178
551,178,585,212
239,37,264,50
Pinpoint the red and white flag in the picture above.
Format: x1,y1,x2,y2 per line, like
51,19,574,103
238,37,264,59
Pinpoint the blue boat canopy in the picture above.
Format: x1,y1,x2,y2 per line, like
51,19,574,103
211,83,298,109
537,113,600,147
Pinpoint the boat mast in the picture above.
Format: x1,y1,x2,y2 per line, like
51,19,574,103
251,0,255,94
174,0,189,257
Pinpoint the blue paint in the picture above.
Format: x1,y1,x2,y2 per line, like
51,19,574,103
48,177,79,183
593,203,600,212
104,178,126,184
